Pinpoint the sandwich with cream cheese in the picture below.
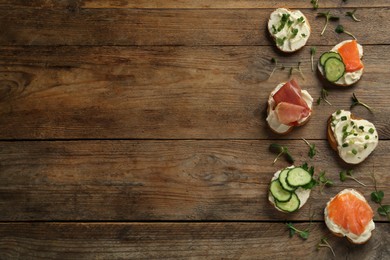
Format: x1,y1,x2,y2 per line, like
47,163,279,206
268,8,311,52
268,165,314,213
325,188,375,244
266,78,313,134
318,40,364,86
327,110,378,164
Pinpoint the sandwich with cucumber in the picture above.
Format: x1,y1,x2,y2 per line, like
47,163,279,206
318,40,364,86
268,165,315,213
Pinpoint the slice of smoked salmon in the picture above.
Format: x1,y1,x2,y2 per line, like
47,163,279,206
273,79,309,110
275,102,310,125
327,192,373,235
337,40,364,72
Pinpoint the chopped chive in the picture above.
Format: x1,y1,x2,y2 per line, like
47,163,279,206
359,126,364,131
369,128,375,134
336,110,341,115
341,116,347,121
352,149,358,155
364,144,368,149
342,125,348,132
342,143,349,147
365,135,370,140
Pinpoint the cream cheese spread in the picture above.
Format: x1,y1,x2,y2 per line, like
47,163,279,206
325,189,375,244
268,166,311,212
330,110,378,164
268,8,311,52
266,82,313,134
318,40,364,85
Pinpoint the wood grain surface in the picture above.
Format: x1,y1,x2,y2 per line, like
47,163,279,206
0,45,389,139
0,8,389,46
0,223,389,259
1,0,390,9
0,0,389,259
0,140,389,221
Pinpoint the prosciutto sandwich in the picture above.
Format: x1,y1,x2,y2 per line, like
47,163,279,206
266,78,313,134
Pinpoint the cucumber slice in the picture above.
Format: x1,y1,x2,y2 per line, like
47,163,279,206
324,57,345,82
286,167,312,187
320,52,342,66
270,180,292,202
275,192,300,212
279,169,296,192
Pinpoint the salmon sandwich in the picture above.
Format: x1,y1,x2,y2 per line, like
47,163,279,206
318,40,364,86
325,189,375,244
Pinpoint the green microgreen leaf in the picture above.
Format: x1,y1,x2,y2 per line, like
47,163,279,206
310,47,316,72
339,169,366,186
317,237,336,257
371,173,390,221
317,11,339,36
317,88,332,105
310,0,319,10
346,9,361,22
269,144,294,165
335,24,357,40
351,93,373,112
302,138,317,159
286,222,310,240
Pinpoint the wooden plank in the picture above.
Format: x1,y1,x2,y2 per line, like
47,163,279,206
0,0,389,9
0,140,389,221
0,45,389,140
0,222,389,259
0,8,388,46
83,0,390,9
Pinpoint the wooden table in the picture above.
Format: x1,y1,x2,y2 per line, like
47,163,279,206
0,1,389,259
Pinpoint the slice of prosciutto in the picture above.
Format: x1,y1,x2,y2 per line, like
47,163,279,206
272,79,310,126
273,79,309,110
275,102,310,126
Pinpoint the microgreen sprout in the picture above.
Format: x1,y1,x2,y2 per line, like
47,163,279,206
335,24,357,40
340,169,366,187
317,237,336,257
351,93,373,112
317,11,339,36
286,222,310,240
310,47,316,72
310,0,319,10
289,62,305,80
269,144,294,165
268,58,278,79
317,88,332,105
317,171,333,193
346,9,361,22
302,138,317,159
371,173,390,221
